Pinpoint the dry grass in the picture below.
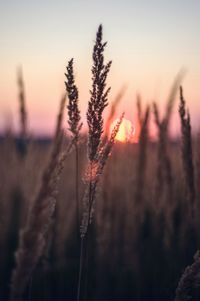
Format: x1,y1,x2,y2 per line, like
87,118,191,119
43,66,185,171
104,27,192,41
65,58,82,234
0,25,200,301
179,86,195,214
10,132,74,300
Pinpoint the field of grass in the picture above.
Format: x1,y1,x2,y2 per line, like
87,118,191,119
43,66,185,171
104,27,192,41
0,25,200,301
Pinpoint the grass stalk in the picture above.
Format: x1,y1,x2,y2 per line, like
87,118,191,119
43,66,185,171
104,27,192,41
65,58,82,233
179,86,195,214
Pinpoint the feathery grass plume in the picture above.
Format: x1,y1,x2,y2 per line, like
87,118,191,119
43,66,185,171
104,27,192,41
179,86,195,211
65,58,82,231
82,23,113,238
81,23,112,238
134,106,150,213
175,250,200,301
87,24,112,162
54,93,66,140
17,67,28,157
104,85,126,137
10,133,74,301
77,26,114,301
65,58,81,140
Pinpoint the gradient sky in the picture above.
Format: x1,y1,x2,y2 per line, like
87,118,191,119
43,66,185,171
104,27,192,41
1,0,200,136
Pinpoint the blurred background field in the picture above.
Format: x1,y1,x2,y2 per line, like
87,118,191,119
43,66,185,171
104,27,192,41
0,105,200,300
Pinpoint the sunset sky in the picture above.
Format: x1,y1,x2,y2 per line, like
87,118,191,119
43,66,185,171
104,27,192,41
1,0,200,137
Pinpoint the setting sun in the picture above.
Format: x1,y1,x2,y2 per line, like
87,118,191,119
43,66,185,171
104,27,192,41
110,118,135,143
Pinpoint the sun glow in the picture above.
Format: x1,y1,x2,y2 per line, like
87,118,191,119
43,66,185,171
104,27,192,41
110,118,135,143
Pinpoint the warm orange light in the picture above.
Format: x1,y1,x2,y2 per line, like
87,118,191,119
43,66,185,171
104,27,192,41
110,118,135,143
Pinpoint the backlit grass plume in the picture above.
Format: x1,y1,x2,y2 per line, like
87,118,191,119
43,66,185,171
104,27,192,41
77,25,122,301
81,24,112,238
87,24,112,162
65,58,82,231
65,58,82,140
